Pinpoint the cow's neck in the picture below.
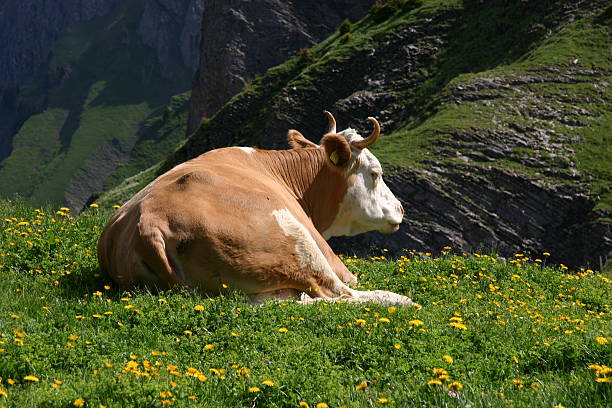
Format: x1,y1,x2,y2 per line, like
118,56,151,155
259,149,347,233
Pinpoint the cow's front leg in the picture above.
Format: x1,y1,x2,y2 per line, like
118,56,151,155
309,231,357,286
328,254,357,286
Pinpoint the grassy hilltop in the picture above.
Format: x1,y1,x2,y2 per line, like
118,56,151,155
0,199,610,407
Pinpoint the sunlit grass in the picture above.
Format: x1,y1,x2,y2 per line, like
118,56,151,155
0,199,610,407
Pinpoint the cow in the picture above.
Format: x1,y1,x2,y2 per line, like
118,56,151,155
97,112,416,306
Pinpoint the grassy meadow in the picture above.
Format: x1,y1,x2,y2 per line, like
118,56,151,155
0,199,610,407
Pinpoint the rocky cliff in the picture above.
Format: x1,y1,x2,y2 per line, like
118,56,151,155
163,0,610,269
0,0,205,209
187,0,374,134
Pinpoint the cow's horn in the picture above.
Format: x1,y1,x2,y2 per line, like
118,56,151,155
351,117,380,150
324,110,336,134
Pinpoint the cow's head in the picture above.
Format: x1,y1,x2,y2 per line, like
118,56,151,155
290,112,404,238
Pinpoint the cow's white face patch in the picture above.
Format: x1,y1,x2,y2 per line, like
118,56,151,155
235,147,255,154
322,129,403,238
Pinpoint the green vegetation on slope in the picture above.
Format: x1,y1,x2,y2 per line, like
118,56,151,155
101,92,191,193
0,199,610,407
0,1,192,207
106,0,609,218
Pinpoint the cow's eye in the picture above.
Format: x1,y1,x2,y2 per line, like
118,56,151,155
371,171,380,182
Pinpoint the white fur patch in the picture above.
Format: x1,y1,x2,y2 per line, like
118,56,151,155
271,209,341,290
235,147,255,154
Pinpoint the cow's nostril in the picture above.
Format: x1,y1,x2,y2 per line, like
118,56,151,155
399,203,405,215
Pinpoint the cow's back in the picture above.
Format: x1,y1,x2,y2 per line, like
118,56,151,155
98,148,313,292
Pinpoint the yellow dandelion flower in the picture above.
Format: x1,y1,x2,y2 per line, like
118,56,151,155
0,388,8,398
433,368,448,376
355,380,368,390
183,330,193,335
278,327,288,333
394,343,401,350
262,380,275,386
299,402,310,408
316,403,329,408
73,398,85,407
204,344,214,350
408,319,423,326
512,379,523,388
194,305,205,311
237,367,250,376
387,306,396,313
512,356,519,364
248,386,260,393
89,203,99,208
595,337,607,345
596,377,611,383
379,317,390,323
378,397,389,404
427,379,442,386
24,375,39,382
450,322,467,330
448,382,463,392
443,355,453,364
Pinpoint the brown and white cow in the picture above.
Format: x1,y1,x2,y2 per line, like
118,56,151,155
98,112,415,306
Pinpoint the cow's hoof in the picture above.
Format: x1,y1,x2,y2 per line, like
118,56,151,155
371,290,416,307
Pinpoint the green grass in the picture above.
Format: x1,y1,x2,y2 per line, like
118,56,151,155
0,198,610,407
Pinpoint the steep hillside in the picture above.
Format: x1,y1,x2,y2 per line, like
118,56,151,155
0,0,204,209
187,0,374,133
100,0,611,269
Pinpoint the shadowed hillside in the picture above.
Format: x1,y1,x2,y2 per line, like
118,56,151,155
0,0,204,209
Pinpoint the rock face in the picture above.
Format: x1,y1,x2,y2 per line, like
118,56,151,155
138,0,206,78
187,0,374,134
170,0,611,269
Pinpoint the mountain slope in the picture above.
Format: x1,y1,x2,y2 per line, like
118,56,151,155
100,0,611,269
0,0,204,209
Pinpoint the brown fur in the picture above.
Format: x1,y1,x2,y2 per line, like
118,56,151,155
287,129,318,149
98,146,357,296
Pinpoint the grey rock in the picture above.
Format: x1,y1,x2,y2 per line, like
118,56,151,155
187,0,374,133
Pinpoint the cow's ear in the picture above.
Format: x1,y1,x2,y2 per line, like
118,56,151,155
321,133,351,167
288,130,318,149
